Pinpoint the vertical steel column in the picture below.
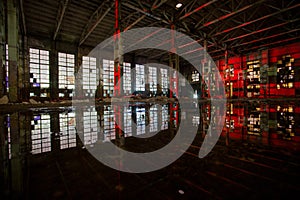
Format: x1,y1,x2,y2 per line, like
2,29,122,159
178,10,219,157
0,0,5,97
169,24,179,125
114,0,122,97
114,0,122,140
10,113,23,198
7,0,19,102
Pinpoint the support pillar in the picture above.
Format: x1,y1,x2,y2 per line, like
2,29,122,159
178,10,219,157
7,0,19,102
10,113,23,198
0,0,5,97
169,24,179,126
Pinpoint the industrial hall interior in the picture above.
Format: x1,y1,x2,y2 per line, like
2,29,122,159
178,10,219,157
1,0,300,199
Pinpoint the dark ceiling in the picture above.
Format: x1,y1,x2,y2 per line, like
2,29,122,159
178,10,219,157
22,0,300,61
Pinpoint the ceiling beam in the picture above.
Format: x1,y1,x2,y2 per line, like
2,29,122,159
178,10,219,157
20,0,26,36
197,0,265,29
122,2,168,24
53,0,69,41
123,0,168,31
214,3,300,37
179,0,218,21
223,18,300,43
79,1,114,46
241,36,300,52
232,28,300,48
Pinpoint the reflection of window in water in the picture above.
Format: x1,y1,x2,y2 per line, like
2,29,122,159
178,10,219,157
103,59,115,97
83,107,98,145
82,56,97,97
277,106,295,140
5,115,11,159
103,106,115,142
123,107,132,137
192,116,200,127
136,107,146,135
150,106,158,133
161,105,169,130
247,113,260,136
31,114,51,154
59,112,76,149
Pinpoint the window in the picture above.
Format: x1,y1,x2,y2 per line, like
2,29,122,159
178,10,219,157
123,106,132,137
58,52,75,97
136,64,145,91
82,56,97,97
31,114,51,154
136,107,146,135
161,104,169,130
161,68,169,96
103,59,114,97
148,66,157,94
150,106,158,133
103,106,115,142
29,48,50,97
5,44,9,93
123,62,132,95
192,70,200,82
192,116,200,127
246,60,260,97
59,112,76,149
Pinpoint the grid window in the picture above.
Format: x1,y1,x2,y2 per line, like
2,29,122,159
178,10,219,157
150,106,158,133
82,56,97,97
136,64,145,91
161,68,169,96
161,104,169,130
136,107,146,135
29,48,50,97
5,44,9,92
59,112,76,149
103,106,115,142
83,107,98,145
31,114,51,154
123,62,132,95
148,67,157,93
192,71,200,82
59,52,75,97
124,107,132,137
103,59,114,97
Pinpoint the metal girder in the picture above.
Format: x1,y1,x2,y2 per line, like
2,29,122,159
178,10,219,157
123,0,168,31
20,0,26,36
53,0,69,41
232,28,300,48
179,0,218,21
214,3,300,37
197,0,265,30
122,2,168,24
223,18,300,43
241,36,300,52
79,1,114,46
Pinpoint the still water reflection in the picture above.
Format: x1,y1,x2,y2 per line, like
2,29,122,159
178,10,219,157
1,101,300,199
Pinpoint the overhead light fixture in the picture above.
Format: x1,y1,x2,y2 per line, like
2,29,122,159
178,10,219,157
176,3,183,9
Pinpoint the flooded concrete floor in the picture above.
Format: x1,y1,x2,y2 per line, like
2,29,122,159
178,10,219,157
1,102,300,199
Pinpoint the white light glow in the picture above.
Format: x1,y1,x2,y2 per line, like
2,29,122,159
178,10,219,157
176,3,182,8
